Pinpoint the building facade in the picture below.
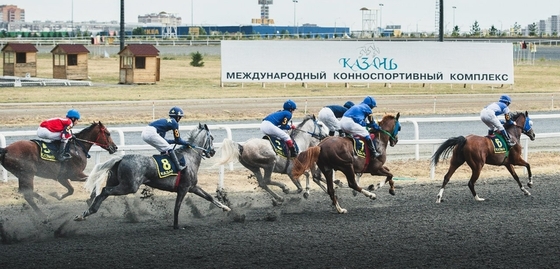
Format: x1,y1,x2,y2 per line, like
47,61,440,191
0,5,25,23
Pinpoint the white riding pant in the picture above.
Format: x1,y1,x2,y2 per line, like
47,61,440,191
260,120,290,141
318,107,340,132
37,127,69,142
340,117,369,137
480,108,505,132
141,126,173,152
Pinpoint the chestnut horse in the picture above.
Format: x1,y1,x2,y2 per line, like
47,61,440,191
292,113,401,213
0,121,118,218
431,111,535,203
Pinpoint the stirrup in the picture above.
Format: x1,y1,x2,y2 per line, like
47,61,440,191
57,153,71,161
507,140,516,146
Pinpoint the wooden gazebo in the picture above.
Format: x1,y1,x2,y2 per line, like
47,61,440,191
118,44,160,84
51,44,90,80
1,43,38,77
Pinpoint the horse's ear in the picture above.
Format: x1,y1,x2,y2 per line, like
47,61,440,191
312,114,316,121
525,111,528,117
396,112,400,121
198,122,203,129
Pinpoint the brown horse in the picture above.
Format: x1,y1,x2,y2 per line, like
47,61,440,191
431,111,535,203
0,121,118,218
292,113,401,213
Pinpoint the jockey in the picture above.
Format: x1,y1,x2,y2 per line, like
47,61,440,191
261,99,298,157
480,94,515,146
340,96,382,157
318,100,355,136
37,109,80,161
141,106,191,170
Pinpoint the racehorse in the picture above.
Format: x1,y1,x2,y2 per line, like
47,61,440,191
216,115,329,205
292,113,401,213
0,121,118,218
431,111,535,203
75,123,231,229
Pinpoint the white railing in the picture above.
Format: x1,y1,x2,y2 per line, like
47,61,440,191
2,114,560,184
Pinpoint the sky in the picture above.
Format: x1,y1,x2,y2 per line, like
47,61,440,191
14,0,560,32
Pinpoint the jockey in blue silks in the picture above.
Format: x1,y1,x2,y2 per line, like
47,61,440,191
261,99,298,157
141,106,191,170
318,101,355,136
340,96,382,157
480,94,515,146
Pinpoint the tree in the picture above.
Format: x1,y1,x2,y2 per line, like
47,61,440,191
451,25,460,37
190,51,204,67
469,21,481,36
513,22,522,36
528,23,538,36
489,25,498,36
132,27,144,35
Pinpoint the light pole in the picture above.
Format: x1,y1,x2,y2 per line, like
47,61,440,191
379,3,384,30
71,0,74,37
452,6,456,28
293,0,298,29
191,0,194,26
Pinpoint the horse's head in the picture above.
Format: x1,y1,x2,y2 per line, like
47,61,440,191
376,112,401,147
511,111,535,141
187,123,215,158
293,114,329,141
75,121,118,154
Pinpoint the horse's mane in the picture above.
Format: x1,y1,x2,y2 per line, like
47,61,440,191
379,114,396,124
296,114,315,128
75,121,101,135
509,111,525,120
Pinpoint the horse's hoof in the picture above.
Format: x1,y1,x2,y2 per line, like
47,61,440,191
389,189,396,196
527,182,533,188
303,192,309,199
74,215,86,221
367,184,376,191
282,188,290,194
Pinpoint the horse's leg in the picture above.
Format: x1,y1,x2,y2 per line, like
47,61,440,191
189,186,232,212
436,161,464,203
467,164,484,202
321,166,346,214
75,184,134,221
49,178,74,200
250,167,285,204
504,164,531,196
342,168,376,201
17,176,48,219
352,173,362,197
511,156,533,188
172,189,188,229
311,168,328,194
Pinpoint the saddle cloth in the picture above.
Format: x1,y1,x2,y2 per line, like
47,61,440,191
487,133,508,154
151,155,182,178
32,140,60,162
262,135,299,158
351,133,376,159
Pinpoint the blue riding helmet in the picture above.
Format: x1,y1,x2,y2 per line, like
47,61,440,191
169,106,185,118
343,101,355,109
499,95,511,105
66,109,80,120
283,99,297,110
362,96,377,109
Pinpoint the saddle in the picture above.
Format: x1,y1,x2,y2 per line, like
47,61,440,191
31,140,62,162
262,135,299,158
151,154,184,178
350,134,376,159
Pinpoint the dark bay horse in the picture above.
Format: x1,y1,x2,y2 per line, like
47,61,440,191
75,123,230,229
0,121,118,218
292,113,401,213
431,111,535,203
216,115,329,205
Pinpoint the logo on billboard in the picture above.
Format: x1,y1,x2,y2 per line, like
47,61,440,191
339,43,398,71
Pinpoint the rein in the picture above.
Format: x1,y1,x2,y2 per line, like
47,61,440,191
74,125,112,150
291,119,326,140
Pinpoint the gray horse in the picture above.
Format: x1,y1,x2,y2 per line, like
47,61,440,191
216,115,328,205
75,123,230,229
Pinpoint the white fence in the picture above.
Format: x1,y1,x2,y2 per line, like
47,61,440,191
1,114,559,184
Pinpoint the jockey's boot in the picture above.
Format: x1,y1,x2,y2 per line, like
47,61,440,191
57,141,71,161
488,129,494,136
500,130,516,147
286,139,298,158
338,130,346,137
168,150,186,170
366,137,381,158
328,130,335,136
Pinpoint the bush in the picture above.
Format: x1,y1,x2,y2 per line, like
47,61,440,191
190,51,204,67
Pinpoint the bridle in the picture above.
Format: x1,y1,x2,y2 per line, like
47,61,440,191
292,118,328,140
187,127,215,159
74,124,114,151
378,118,401,145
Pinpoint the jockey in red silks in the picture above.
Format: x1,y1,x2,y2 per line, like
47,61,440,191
37,109,80,161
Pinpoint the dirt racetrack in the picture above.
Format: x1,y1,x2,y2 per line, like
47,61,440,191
1,173,559,269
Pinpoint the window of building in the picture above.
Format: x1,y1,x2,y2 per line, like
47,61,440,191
4,52,14,64
68,54,78,66
16,52,26,63
121,56,133,68
54,54,65,66
135,56,146,69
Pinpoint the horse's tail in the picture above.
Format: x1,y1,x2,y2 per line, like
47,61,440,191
215,138,242,166
292,146,321,179
431,136,467,166
84,155,123,196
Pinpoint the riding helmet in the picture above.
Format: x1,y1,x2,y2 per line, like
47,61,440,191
169,106,185,118
343,101,355,109
283,100,297,111
499,95,511,105
362,96,377,109
66,109,81,120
